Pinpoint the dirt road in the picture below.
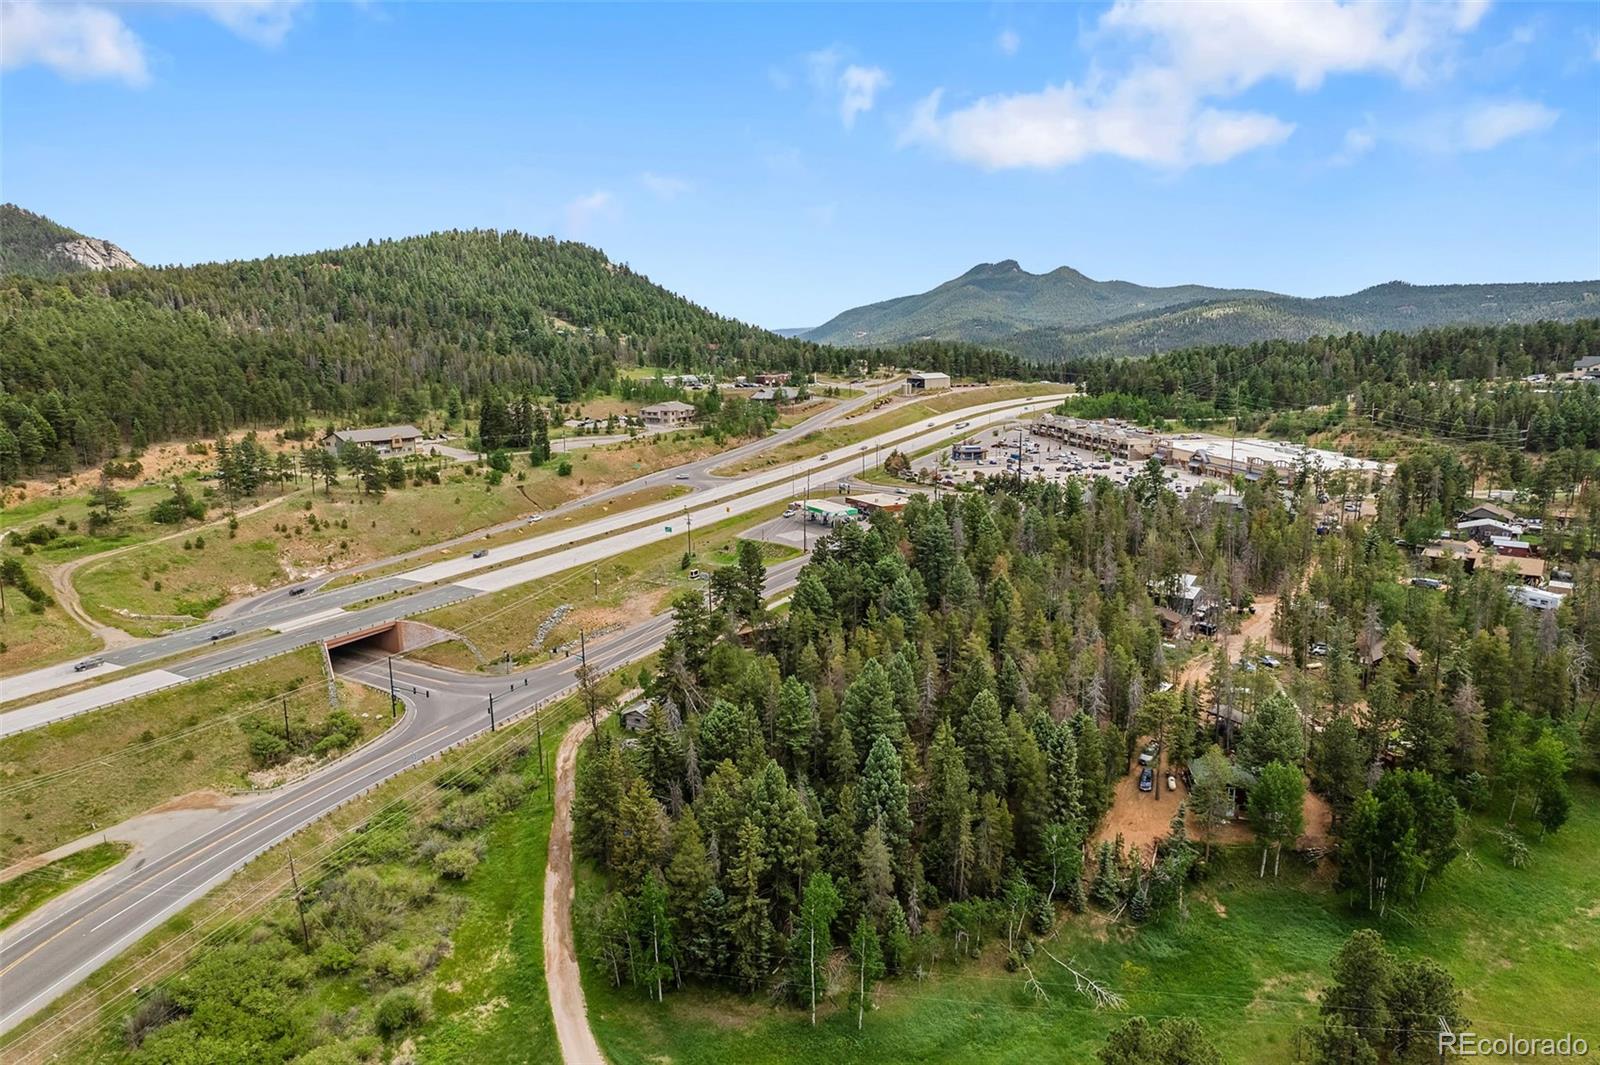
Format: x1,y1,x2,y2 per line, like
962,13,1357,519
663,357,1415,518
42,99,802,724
1098,596,1277,851
545,710,609,1065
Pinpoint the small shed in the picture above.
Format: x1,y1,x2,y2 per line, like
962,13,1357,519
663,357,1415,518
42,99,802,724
619,702,651,731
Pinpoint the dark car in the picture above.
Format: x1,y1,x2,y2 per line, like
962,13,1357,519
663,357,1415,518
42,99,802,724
472,549,489,559
1138,767,1154,793
288,586,307,597
210,627,237,641
73,657,104,673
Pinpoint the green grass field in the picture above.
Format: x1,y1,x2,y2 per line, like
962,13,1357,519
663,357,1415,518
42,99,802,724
411,505,796,672
0,648,394,865
578,782,1600,1064
0,678,638,1065
0,842,130,931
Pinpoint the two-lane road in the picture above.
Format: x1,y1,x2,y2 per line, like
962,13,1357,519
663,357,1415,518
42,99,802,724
0,556,809,1038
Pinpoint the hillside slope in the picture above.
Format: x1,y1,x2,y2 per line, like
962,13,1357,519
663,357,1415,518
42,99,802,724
0,204,140,276
806,258,1600,358
1004,280,1600,361
803,260,1271,346
0,220,1029,479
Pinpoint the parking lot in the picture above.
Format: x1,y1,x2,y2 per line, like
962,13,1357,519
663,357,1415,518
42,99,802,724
906,422,1219,496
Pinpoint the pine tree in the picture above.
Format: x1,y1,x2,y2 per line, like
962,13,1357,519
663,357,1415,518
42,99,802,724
727,820,774,994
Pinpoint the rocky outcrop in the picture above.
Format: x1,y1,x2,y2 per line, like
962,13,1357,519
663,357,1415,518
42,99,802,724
47,237,140,272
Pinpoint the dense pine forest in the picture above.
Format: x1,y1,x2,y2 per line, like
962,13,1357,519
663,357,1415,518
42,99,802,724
0,220,1026,479
573,472,1594,1058
1055,320,1600,449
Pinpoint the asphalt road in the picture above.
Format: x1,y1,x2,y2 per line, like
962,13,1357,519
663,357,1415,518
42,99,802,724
0,388,1071,1034
0,553,807,1039
3,390,1065,735
1,384,900,708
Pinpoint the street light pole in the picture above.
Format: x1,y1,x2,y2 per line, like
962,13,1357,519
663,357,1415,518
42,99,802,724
487,692,496,731
387,655,397,718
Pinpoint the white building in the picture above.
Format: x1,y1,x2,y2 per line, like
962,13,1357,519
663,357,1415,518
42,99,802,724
908,371,952,391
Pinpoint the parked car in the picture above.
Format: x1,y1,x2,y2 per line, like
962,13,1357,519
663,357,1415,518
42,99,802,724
73,657,104,673
1194,620,1218,636
1310,642,1329,656
1138,742,1160,766
1259,654,1281,668
472,548,489,559
1138,767,1154,792
1344,501,1361,512
688,569,704,580
1410,577,1443,589
1166,773,1178,792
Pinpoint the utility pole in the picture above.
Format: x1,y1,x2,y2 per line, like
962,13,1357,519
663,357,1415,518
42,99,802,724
387,655,397,718
487,692,496,731
593,564,600,597
579,629,598,733
684,508,693,560
282,697,291,742
289,856,310,950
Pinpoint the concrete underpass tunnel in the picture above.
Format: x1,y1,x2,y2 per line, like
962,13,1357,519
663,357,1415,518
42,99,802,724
325,619,455,677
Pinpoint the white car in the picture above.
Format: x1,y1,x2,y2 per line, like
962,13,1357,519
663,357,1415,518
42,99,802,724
527,514,543,524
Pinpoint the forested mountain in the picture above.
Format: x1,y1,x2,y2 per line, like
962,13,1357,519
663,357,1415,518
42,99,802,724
803,260,1271,347
1059,320,1600,451
1006,280,1600,361
805,259,1599,359
0,204,140,276
0,223,1027,479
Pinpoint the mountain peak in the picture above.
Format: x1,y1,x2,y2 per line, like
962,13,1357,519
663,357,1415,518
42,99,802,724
1,203,140,276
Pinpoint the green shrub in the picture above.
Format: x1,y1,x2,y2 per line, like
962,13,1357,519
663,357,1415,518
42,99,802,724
433,845,479,881
373,988,425,1038
313,939,358,976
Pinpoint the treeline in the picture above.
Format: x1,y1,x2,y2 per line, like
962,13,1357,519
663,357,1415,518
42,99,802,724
573,473,1311,1004
0,228,1027,481
1059,320,1600,449
574,468,1593,1027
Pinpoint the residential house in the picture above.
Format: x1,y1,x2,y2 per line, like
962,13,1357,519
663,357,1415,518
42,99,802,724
1456,517,1522,544
640,400,697,428
326,425,423,456
1460,502,1517,523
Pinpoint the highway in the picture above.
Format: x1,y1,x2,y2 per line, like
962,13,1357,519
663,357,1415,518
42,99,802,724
0,387,1067,1038
0,553,805,1039
3,383,900,706
2,390,1065,735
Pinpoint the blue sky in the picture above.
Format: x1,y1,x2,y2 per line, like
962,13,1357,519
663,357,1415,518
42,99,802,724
3,1,1598,329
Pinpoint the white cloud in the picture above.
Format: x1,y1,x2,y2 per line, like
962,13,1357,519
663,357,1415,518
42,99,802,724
1,1,149,85
174,0,305,46
802,45,890,128
1,0,304,85
838,64,889,128
1458,100,1557,150
997,29,1021,56
639,172,692,200
1332,124,1378,165
904,0,1492,170
564,190,617,235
